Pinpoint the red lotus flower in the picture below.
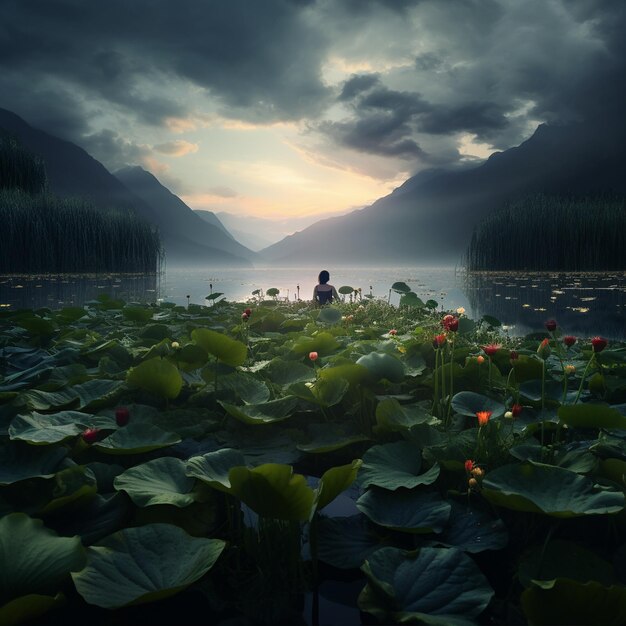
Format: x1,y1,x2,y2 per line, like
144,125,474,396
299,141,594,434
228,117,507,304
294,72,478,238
476,410,492,426
115,407,130,427
591,336,608,353
509,350,519,361
511,403,523,417
442,314,458,331
544,319,557,332
482,344,501,357
464,459,475,472
244,307,252,316
82,427,100,444
389,329,398,336
563,335,577,347
433,334,447,349
309,351,318,361
242,312,249,321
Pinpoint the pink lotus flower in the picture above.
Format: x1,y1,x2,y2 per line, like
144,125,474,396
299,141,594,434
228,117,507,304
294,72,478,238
309,351,318,361
389,329,398,336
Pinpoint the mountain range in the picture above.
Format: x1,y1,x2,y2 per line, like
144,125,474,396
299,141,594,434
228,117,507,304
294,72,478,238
259,121,626,266
0,108,255,267
2,106,624,269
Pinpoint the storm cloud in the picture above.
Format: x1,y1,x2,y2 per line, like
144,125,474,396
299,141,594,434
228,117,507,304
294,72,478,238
0,0,624,175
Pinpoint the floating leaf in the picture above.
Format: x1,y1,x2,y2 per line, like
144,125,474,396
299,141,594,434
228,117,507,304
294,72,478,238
228,463,316,521
359,442,440,491
191,328,247,367
93,423,181,455
71,524,225,608
357,488,451,533
391,282,411,293
0,513,85,623
219,396,298,425
0,442,67,486
114,457,202,508
316,460,363,512
317,307,343,324
356,352,404,383
375,398,439,433
558,403,626,430
127,357,182,400
451,391,505,419
358,546,494,624
185,448,246,493
9,411,91,445
481,462,625,517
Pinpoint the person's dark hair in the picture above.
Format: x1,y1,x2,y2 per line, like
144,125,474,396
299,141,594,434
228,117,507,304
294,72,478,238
318,270,330,285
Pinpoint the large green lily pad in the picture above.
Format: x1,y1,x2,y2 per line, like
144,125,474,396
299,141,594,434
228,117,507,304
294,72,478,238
358,546,494,625
228,463,316,521
451,391,505,419
219,396,298,425
481,463,625,517
93,423,181,455
9,411,95,445
558,403,626,430
360,441,440,491
114,457,204,508
316,459,363,512
356,352,405,383
0,513,86,624
0,442,67,485
375,398,439,433
192,328,247,366
71,523,225,608
127,357,183,400
357,488,451,533
185,448,246,493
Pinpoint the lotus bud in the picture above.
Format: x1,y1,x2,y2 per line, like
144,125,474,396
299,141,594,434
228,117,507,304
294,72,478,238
115,407,130,427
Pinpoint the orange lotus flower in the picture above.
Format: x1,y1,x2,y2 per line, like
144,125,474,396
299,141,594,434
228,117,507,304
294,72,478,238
476,410,492,426
476,355,485,364
433,334,447,349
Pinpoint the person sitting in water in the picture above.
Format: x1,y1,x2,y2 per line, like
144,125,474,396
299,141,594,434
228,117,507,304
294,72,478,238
313,270,340,305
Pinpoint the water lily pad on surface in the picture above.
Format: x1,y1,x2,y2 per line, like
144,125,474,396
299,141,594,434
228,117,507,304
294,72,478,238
71,523,226,608
0,442,67,485
0,513,86,625
191,328,247,366
219,396,299,425
185,448,246,493
481,462,625,517
126,357,183,400
93,422,181,455
358,546,494,625
451,391,505,419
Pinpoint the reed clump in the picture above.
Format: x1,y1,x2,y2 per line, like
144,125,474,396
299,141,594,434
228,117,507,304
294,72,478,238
0,135,162,273
465,194,626,271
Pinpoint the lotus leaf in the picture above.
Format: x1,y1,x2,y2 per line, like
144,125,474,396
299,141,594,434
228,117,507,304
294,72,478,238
93,423,181,455
191,328,247,366
450,391,505,419
297,424,370,453
0,442,67,485
317,307,343,324
558,403,626,430
185,448,246,493
481,462,625,517
219,396,298,424
375,398,439,433
521,579,626,626
126,357,182,399
122,306,153,324
360,441,440,491
391,282,411,293
261,358,315,385
291,331,340,357
358,546,494,624
71,524,225,608
356,352,404,383
317,515,386,569
228,463,316,521
9,411,92,445
318,363,369,386
357,488,451,533
36,465,98,514
114,457,203,508
0,513,85,622
316,459,363,512
399,292,424,307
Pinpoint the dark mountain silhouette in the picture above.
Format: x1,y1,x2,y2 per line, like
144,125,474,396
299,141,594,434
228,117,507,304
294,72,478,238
260,121,626,266
0,107,252,267
194,209,234,240
114,167,256,264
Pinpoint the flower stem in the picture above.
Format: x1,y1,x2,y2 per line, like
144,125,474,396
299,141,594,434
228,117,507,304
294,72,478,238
574,354,595,404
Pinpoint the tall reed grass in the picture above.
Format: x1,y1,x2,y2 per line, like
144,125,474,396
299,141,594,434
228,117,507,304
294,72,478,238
0,134,47,194
0,190,163,273
465,194,626,271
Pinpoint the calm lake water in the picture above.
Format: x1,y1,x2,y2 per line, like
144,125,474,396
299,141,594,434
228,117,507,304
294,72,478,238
2,266,626,339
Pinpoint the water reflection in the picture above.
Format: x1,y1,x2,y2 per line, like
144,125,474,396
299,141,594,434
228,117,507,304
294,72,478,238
0,273,159,310
463,271,626,339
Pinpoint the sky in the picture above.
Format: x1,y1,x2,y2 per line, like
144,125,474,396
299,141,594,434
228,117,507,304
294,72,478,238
1,0,624,229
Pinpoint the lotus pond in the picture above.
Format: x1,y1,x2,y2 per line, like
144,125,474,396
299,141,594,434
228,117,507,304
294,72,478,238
2,290,626,625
